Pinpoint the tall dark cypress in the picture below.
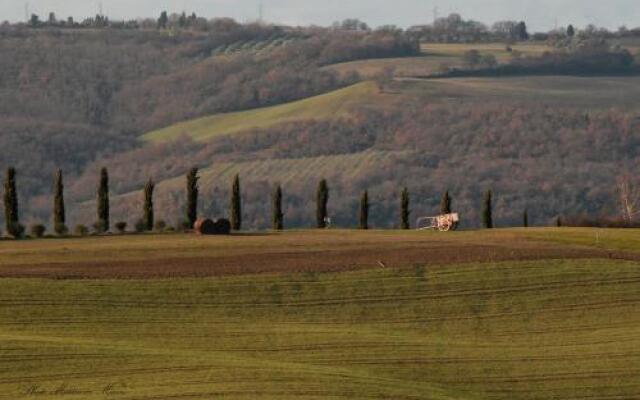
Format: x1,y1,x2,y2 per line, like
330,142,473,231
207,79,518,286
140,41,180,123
482,190,493,229
3,167,19,237
53,169,66,235
143,178,155,231
230,174,241,231
96,167,109,232
400,187,410,230
440,191,452,214
272,185,284,231
523,208,529,228
359,190,369,230
316,179,329,228
185,167,199,228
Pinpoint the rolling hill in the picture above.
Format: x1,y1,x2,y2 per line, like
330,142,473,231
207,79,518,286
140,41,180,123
143,81,384,143
1,229,639,399
65,71,640,230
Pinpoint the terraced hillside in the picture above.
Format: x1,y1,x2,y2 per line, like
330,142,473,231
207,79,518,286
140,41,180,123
0,229,639,399
70,150,409,227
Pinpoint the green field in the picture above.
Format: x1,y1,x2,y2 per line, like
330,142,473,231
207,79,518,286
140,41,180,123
421,42,551,61
1,229,639,399
143,81,384,143
326,42,551,78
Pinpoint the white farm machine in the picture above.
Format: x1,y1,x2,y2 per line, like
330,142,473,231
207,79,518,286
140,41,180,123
416,213,460,232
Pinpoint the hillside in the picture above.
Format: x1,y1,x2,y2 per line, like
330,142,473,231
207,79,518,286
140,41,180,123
0,25,418,221
3,26,640,230
143,81,384,143
1,229,639,399
62,72,640,230
70,150,410,228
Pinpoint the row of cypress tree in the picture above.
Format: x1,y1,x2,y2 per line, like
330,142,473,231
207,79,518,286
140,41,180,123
2,166,505,238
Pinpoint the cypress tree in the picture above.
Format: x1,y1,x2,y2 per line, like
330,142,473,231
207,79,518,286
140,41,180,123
3,167,20,237
185,167,199,228
143,178,155,231
316,179,329,228
96,167,109,233
523,208,529,228
53,169,66,235
400,187,410,230
359,190,369,230
272,185,284,231
440,191,452,214
482,190,493,229
230,174,241,231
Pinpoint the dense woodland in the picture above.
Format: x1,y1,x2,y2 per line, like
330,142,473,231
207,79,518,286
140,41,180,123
0,23,418,226
1,15,640,232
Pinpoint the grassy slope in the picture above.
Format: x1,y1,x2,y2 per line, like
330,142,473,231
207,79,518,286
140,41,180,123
325,42,551,78
526,227,640,251
0,257,639,399
143,81,382,143
421,42,551,61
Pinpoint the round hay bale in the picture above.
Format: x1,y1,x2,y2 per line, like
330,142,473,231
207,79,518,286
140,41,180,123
194,218,231,235
194,218,216,235
212,219,231,235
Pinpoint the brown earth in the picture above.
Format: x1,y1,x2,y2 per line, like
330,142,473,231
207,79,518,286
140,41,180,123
0,231,632,279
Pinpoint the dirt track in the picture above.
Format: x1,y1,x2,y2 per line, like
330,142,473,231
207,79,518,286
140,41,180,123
0,231,632,279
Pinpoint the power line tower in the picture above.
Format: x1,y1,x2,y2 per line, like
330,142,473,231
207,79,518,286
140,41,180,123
24,2,29,22
258,2,264,23
433,6,439,24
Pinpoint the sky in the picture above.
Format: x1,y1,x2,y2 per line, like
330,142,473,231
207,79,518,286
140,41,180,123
1,0,638,31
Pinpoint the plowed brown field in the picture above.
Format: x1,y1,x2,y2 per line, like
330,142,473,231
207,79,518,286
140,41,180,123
1,229,635,279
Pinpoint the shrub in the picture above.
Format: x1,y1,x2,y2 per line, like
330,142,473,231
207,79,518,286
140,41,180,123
154,220,167,232
54,223,68,236
74,224,89,236
30,224,46,238
92,220,108,234
180,220,192,231
8,222,25,239
115,221,127,233
134,219,146,233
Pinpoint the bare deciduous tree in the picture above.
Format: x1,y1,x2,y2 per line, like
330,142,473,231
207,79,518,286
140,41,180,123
616,174,640,223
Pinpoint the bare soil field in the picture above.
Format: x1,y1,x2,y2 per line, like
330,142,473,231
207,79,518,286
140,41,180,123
0,229,636,279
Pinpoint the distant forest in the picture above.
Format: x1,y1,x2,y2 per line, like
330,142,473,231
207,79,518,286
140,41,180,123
0,22,418,223
1,13,639,230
